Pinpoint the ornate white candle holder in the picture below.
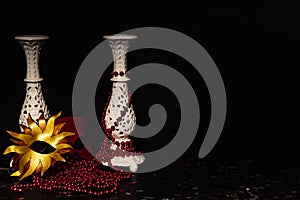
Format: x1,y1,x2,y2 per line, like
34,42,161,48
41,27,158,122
100,34,144,172
15,35,50,127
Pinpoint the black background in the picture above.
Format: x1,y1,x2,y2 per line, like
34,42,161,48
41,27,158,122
0,2,299,167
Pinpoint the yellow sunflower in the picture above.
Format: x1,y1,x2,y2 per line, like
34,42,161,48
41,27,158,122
3,112,75,180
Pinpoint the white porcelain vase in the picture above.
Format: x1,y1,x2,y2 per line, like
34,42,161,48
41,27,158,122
101,34,145,172
15,35,50,128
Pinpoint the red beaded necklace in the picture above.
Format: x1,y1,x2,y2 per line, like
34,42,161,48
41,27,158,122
11,154,131,196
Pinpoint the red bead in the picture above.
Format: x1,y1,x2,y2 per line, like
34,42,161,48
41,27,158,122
10,139,141,196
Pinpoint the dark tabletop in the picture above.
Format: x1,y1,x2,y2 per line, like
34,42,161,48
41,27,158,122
1,154,299,200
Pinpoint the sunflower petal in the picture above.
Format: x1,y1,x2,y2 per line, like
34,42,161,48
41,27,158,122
55,143,73,151
18,152,32,172
20,125,32,135
38,115,47,131
20,157,40,180
57,149,72,154
57,139,68,145
10,170,22,177
43,112,61,135
35,161,43,174
3,145,29,155
49,153,65,162
27,114,42,136
51,132,75,146
12,154,21,168
41,157,51,176
53,123,66,136
27,113,36,125
6,131,32,143
10,138,25,146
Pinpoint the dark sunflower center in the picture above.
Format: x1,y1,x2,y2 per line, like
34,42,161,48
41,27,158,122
30,141,56,154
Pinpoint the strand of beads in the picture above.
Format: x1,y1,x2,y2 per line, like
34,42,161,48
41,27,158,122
10,154,130,196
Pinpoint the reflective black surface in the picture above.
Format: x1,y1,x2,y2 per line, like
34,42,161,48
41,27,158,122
1,155,299,200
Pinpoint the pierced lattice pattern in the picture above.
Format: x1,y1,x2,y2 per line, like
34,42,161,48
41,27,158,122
104,82,136,139
19,83,49,126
